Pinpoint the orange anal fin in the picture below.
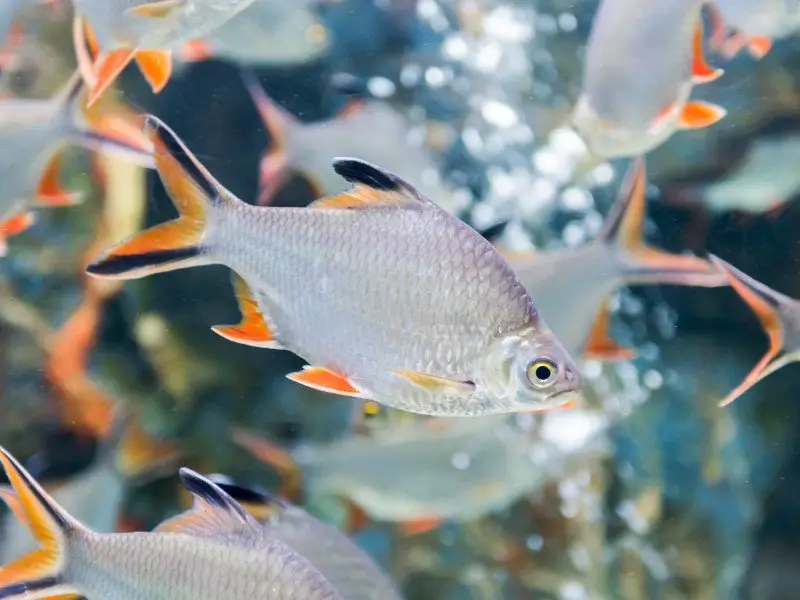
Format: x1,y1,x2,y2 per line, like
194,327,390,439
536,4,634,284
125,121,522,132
692,21,723,84
36,153,81,207
678,101,727,130
135,50,173,94
344,500,370,534
747,36,772,59
287,366,365,398
230,427,300,476
179,40,213,62
399,516,442,536
90,49,136,106
584,299,637,362
1,212,36,238
211,274,282,348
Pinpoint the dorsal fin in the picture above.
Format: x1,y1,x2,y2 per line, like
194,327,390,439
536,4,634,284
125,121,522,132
155,469,258,536
311,158,432,210
207,475,287,522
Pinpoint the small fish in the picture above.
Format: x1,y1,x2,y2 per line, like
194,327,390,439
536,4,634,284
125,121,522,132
0,447,344,600
574,0,726,158
709,256,800,407
178,0,330,66
243,71,468,215
230,411,609,526
200,476,405,600
708,0,800,59
663,133,800,216
87,116,581,416
72,0,258,105
0,72,153,255
506,159,727,361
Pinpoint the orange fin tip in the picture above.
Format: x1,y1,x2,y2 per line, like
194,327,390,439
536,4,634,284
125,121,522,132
747,36,772,59
678,100,726,130
211,274,282,348
399,516,442,536
692,21,723,84
287,365,365,398
135,50,173,94
392,370,475,395
90,50,136,106
36,153,82,207
584,299,636,361
2,212,36,238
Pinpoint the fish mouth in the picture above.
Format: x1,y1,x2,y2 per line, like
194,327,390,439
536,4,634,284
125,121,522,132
546,389,582,406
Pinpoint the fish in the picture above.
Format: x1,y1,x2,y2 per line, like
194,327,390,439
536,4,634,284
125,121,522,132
86,115,582,417
198,476,405,600
230,410,609,526
708,0,800,59
662,133,800,216
0,72,153,255
573,0,726,159
505,159,727,361
178,0,330,66
72,0,258,105
709,256,800,407
242,71,468,215
0,447,344,600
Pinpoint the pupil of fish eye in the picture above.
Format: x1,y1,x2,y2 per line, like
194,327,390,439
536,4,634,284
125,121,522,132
535,365,552,380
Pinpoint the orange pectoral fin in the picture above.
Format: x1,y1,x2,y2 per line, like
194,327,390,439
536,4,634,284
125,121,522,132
1,212,36,238
36,153,81,207
747,35,773,59
584,299,637,362
286,366,366,398
211,274,282,348
678,101,727,130
134,50,173,94
692,21,723,84
90,49,136,106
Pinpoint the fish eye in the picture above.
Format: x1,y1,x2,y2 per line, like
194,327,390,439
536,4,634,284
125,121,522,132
526,358,558,388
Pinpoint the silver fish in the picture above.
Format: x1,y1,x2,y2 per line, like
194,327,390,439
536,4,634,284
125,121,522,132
0,446,343,600
710,256,800,407
507,159,726,360
73,0,257,103
87,115,581,417
204,476,404,600
183,0,329,66
243,71,468,215
231,411,609,524
0,72,153,254
574,0,726,158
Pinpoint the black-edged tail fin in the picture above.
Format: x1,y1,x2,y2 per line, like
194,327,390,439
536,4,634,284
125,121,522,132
86,115,231,280
241,69,297,205
0,446,85,600
604,158,727,288
710,255,796,407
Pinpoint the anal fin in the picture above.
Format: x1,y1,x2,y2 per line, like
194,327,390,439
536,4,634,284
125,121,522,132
36,153,81,207
584,299,636,361
0,212,36,255
287,366,366,398
678,100,726,130
212,274,282,348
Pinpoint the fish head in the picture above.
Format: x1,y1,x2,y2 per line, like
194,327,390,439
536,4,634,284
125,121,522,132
572,95,670,159
477,327,582,411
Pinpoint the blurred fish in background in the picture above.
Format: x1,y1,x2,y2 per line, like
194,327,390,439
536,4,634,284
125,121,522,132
0,0,800,599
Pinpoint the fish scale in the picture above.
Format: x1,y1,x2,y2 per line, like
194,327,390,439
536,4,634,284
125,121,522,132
216,204,532,404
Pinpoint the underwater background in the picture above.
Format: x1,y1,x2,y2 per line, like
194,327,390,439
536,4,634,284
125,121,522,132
3,0,800,598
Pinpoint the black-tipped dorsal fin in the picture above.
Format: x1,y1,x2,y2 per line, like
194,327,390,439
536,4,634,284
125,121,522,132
155,468,258,537
207,474,288,522
312,158,433,210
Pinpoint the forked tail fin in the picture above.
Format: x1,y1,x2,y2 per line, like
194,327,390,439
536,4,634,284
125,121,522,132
0,446,87,600
87,115,235,279
604,158,727,288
